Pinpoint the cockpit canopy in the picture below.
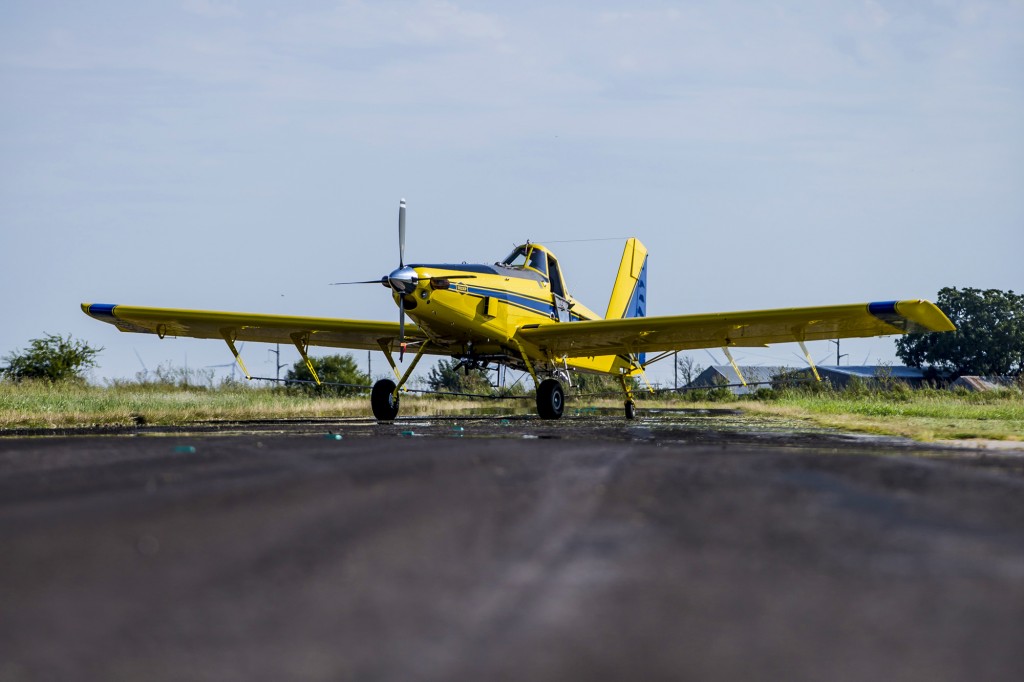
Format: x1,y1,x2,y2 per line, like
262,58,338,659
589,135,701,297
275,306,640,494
501,243,568,298
502,244,548,277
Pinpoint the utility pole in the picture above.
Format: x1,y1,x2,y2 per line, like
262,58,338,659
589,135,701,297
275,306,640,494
829,339,848,366
269,344,287,381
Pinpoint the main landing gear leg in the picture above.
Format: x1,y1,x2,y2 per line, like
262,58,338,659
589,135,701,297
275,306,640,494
512,338,564,420
619,374,637,420
371,341,430,421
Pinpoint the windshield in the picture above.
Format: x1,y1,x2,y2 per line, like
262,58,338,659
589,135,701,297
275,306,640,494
502,244,550,277
502,246,528,268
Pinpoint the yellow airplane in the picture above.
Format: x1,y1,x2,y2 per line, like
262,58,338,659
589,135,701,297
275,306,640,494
82,199,955,420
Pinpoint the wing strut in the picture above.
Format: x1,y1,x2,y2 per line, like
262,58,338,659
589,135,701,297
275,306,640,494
392,341,431,400
630,355,656,393
721,346,746,387
512,338,540,387
290,332,321,385
219,329,252,380
798,340,822,382
377,340,403,380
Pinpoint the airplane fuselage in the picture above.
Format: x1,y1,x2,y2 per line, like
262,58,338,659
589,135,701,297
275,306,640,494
391,243,632,376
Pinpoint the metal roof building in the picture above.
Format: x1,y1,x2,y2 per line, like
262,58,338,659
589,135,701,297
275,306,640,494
949,376,1017,392
786,365,930,388
685,365,790,396
684,364,939,394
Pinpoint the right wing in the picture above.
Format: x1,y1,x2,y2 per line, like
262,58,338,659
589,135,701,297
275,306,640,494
81,303,437,352
515,300,955,358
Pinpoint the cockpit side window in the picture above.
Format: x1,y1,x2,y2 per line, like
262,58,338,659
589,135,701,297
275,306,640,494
547,254,567,298
528,248,548,277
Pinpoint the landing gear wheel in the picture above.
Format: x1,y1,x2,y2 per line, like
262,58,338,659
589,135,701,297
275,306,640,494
371,379,400,420
536,379,565,420
625,400,637,420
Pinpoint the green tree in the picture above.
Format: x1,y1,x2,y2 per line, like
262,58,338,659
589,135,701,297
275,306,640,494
895,287,1024,377
425,359,494,395
285,354,369,396
2,333,102,382
572,372,632,395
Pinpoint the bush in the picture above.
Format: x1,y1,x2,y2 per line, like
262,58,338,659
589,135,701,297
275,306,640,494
2,334,101,383
285,354,369,396
424,359,494,395
574,372,635,397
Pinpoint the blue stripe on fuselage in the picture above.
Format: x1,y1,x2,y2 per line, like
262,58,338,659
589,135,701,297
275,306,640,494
442,282,591,322
461,285,555,317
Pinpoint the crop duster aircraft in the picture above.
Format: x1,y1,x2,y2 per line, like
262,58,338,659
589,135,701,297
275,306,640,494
82,200,955,420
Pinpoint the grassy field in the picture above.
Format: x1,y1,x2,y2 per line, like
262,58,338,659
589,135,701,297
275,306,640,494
0,381,496,429
1,379,1021,443
738,391,1024,443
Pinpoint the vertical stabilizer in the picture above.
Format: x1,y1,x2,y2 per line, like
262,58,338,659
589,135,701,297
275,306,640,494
605,238,648,320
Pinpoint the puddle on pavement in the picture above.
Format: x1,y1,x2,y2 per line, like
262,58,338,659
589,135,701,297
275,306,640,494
8,405,901,450
150,406,862,447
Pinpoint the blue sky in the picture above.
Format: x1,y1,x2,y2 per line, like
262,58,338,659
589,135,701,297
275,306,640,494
2,0,1022,386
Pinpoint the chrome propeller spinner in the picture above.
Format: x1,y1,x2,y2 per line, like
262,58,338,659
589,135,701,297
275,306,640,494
331,198,473,344
386,265,420,297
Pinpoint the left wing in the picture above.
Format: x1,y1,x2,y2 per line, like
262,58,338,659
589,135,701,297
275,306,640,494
80,303,438,352
515,300,955,358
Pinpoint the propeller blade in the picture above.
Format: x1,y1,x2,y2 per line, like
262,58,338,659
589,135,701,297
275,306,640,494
398,198,406,268
330,279,387,285
399,307,405,343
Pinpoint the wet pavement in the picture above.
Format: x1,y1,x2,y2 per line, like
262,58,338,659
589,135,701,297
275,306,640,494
2,412,1024,681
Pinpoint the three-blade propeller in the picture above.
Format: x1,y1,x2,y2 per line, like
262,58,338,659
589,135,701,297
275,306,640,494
328,198,411,342
329,198,475,345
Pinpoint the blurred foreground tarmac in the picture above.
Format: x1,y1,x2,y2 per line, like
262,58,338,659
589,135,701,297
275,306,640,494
2,414,1024,681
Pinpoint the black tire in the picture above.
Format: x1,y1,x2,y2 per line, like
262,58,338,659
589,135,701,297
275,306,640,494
371,379,400,420
625,400,636,420
536,379,565,420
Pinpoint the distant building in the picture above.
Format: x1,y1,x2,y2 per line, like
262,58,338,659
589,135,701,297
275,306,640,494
685,365,790,396
785,365,931,389
682,364,956,395
949,376,1017,392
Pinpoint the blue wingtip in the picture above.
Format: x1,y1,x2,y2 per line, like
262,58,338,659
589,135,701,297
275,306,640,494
86,303,118,320
868,301,898,316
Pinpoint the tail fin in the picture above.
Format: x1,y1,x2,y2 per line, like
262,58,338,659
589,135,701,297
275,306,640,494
605,238,648,320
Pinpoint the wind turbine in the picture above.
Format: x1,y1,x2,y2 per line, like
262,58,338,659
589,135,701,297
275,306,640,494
207,343,246,381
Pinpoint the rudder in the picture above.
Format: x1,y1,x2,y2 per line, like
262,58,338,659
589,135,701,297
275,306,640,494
605,238,648,320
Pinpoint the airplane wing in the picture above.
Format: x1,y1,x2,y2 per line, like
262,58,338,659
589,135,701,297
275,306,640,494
81,303,436,352
515,300,955,358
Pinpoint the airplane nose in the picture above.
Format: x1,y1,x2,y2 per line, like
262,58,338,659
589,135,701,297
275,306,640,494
387,266,419,296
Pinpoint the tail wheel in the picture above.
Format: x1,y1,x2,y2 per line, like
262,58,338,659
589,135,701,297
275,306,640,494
536,379,565,420
371,379,400,420
625,400,636,420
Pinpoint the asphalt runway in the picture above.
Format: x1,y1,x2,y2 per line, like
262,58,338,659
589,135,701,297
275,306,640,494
2,412,1024,681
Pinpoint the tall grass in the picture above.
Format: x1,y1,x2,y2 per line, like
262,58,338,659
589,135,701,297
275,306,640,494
738,383,1024,442
0,379,489,429
1,376,1021,441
